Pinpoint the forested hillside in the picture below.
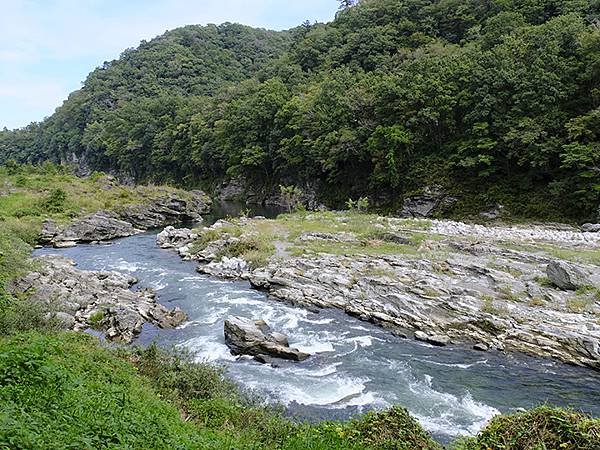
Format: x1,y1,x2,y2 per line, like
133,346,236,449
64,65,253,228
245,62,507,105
1,0,599,221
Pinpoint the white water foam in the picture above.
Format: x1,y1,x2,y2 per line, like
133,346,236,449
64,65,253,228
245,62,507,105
219,295,272,307
252,374,371,407
184,335,236,362
115,260,139,272
294,342,335,354
300,317,335,325
407,374,499,437
194,307,231,325
416,358,489,370
284,362,342,378
150,280,168,290
347,335,384,347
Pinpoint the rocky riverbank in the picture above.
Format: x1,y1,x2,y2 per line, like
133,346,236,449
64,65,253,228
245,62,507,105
157,212,600,370
10,254,187,342
40,189,211,247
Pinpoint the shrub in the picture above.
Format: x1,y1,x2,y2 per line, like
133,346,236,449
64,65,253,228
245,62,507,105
346,197,369,213
347,407,441,450
279,185,304,213
457,406,600,450
40,188,67,214
87,310,105,330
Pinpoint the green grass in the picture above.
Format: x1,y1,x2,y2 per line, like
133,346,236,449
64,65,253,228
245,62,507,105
190,212,441,265
0,163,192,226
0,333,212,449
501,241,600,267
0,332,441,450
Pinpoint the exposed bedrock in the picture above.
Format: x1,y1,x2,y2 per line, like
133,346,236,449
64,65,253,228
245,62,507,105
40,190,211,247
11,255,187,343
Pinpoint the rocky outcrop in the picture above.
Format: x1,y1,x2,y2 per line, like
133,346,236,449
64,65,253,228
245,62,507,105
247,251,599,369
118,191,211,229
199,257,249,279
547,262,590,290
582,223,600,233
157,226,197,249
41,191,211,247
161,216,600,370
224,316,310,361
415,331,450,347
40,212,141,247
399,186,457,218
215,177,325,210
11,255,187,343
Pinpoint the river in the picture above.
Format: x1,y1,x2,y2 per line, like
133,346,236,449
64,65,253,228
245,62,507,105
35,227,600,443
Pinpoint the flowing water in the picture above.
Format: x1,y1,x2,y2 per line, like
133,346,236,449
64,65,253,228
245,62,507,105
35,231,600,443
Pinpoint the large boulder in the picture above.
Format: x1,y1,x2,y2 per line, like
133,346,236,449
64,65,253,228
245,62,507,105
156,226,197,249
224,316,309,361
414,330,450,347
546,261,590,291
199,256,250,279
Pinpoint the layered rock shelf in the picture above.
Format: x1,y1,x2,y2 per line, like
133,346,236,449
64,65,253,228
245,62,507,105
11,255,187,343
40,190,211,247
158,213,600,370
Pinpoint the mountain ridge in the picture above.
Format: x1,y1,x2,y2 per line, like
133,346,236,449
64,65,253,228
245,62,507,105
1,0,599,221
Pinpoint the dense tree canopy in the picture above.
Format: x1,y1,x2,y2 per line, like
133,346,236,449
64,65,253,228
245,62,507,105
1,0,599,220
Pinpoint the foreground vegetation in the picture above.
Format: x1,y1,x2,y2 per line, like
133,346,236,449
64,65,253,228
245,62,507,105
2,0,599,221
1,332,598,450
1,165,599,448
0,332,441,449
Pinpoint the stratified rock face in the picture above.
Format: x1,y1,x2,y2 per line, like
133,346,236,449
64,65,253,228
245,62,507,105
119,191,211,229
246,250,599,369
11,255,187,343
48,211,140,245
40,190,211,247
224,316,309,361
582,223,600,233
547,262,590,291
399,186,457,218
161,216,600,370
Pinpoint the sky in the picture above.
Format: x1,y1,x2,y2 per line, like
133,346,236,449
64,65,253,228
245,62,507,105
0,0,339,130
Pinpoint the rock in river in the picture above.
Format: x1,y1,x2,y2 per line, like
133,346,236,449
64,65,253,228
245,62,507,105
41,211,140,246
224,316,310,361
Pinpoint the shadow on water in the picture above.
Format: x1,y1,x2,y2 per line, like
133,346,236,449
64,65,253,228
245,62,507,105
203,201,286,225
